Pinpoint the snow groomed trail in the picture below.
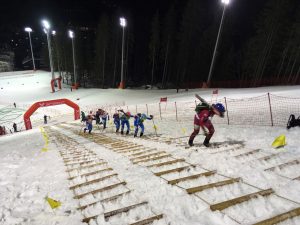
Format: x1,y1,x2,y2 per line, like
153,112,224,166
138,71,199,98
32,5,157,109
52,122,300,225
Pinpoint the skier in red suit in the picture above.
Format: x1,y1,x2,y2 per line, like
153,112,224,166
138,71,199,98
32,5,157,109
189,95,225,147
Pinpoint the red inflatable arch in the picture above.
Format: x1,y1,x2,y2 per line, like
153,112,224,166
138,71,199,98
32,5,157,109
51,77,62,93
24,98,80,130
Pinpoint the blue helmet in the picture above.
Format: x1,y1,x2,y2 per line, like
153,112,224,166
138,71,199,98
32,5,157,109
213,103,225,117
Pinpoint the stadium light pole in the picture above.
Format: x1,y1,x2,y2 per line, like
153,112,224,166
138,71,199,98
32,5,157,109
120,17,126,89
69,30,77,85
24,27,36,71
207,0,230,86
42,20,55,80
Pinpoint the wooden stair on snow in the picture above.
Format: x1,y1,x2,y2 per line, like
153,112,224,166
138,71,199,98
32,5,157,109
154,166,190,176
234,149,261,158
187,178,241,194
129,214,164,225
131,151,166,161
133,154,172,164
252,207,300,225
147,158,186,168
168,170,216,185
210,189,274,211
68,168,113,180
264,159,300,171
73,181,126,199
66,161,108,172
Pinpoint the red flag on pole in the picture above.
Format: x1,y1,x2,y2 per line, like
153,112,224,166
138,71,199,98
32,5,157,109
160,97,167,102
212,89,218,95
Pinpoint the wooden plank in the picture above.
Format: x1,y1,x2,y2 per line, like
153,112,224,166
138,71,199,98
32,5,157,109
131,152,166,161
133,154,172,164
77,190,131,210
68,168,113,180
74,181,126,199
168,171,216,185
104,202,148,220
116,148,146,154
70,173,118,190
115,146,145,153
63,154,96,162
264,160,299,171
252,207,300,225
129,214,164,225
257,154,279,161
234,149,261,158
186,178,241,194
154,166,190,176
65,159,99,166
210,189,274,211
293,176,300,181
147,159,186,168
66,161,108,173
111,144,142,151
128,149,156,157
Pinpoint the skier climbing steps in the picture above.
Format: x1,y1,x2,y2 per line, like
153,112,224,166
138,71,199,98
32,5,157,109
45,127,165,225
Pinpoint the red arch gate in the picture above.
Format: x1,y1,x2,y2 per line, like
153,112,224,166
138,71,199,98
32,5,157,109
24,98,80,130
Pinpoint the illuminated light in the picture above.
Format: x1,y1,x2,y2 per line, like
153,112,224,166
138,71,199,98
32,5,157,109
120,17,126,27
25,27,32,32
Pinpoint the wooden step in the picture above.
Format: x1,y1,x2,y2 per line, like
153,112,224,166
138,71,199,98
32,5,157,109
131,152,166,161
69,173,118,190
68,168,113,180
129,149,157,157
63,154,96,162
116,148,147,154
129,214,164,225
66,161,108,173
147,159,186,168
73,181,126,199
186,178,241,194
65,159,98,166
257,154,279,161
293,176,300,181
210,189,274,211
252,207,300,225
104,201,148,220
265,160,299,171
77,190,131,210
154,166,190,176
168,171,216,185
234,149,261,158
133,154,172,164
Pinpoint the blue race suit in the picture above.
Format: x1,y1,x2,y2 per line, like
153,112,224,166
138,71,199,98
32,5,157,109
134,114,152,136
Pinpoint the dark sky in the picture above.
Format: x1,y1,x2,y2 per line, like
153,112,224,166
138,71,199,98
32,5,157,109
0,0,264,69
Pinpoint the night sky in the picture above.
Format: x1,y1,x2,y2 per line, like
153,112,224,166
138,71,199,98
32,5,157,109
0,0,263,69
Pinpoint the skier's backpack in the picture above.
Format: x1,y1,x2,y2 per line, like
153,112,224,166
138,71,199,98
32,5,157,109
287,114,300,129
195,102,210,113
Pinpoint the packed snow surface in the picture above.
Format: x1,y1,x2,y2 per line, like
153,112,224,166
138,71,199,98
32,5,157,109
0,71,300,225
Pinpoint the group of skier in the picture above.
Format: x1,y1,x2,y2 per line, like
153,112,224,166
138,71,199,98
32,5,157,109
81,108,153,137
80,94,226,147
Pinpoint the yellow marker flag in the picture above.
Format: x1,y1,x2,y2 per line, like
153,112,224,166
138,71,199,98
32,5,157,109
153,125,158,130
109,120,113,125
130,125,134,130
272,135,286,148
46,197,61,209
182,128,186,134
41,148,48,152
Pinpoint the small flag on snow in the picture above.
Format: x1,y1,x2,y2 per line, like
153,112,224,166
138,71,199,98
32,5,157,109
46,197,61,209
272,135,286,148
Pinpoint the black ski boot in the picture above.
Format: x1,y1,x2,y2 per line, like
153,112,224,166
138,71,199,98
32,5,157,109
140,132,144,137
188,139,194,147
126,130,129,135
121,130,124,135
203,137,210,147
134,132,137,137
116,128,119,133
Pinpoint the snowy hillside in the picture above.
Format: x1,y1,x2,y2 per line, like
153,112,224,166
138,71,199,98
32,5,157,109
0,71,300,225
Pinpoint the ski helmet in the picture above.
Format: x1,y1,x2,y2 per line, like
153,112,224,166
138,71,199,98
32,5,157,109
137,113,141,117
126,112,131,117
213,103,225,117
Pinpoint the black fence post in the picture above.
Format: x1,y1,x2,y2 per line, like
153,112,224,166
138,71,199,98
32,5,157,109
224,97,230,125
175,102,178,121
267,93,274,126
159,103,162,120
